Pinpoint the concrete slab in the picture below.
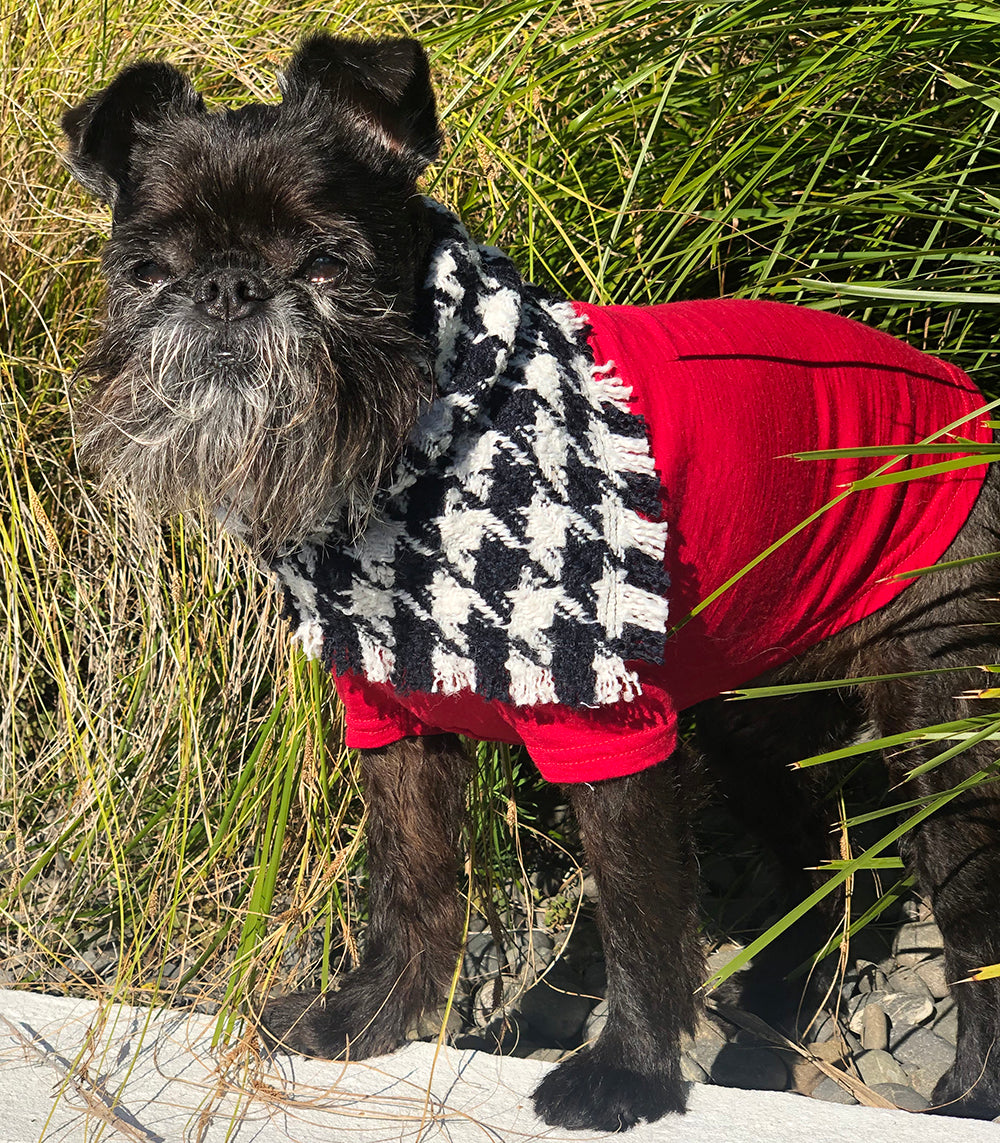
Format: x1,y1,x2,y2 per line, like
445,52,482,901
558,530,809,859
1,989,997,1142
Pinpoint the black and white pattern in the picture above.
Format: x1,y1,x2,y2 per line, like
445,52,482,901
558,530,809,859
275,201,669,708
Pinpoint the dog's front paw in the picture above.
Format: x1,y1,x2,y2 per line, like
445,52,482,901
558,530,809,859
258,987,405,1061
532,1046,686,1132
930,1066,1000,1120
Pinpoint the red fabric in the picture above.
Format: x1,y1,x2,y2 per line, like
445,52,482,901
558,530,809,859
334,299,992,783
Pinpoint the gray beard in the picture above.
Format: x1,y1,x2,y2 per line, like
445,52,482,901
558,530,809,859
77,297,426,556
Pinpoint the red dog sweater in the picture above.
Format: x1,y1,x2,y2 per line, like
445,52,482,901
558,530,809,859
333,298,991,783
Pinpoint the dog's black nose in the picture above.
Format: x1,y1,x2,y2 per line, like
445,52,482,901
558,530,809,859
194,269,272,321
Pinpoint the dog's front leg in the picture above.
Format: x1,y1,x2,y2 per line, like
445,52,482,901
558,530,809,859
261,733,470,1059
532,753,703,1131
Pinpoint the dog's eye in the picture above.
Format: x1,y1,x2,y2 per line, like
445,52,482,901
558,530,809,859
301,254,348,286
131,261,171,287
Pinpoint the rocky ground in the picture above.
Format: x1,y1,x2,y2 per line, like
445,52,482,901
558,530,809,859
406,799,975,1117
434,892,960,1114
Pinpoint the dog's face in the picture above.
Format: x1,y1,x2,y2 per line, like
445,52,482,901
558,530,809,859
62,37,441,555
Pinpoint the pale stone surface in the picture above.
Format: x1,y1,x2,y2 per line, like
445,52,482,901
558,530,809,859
3,989,999,1143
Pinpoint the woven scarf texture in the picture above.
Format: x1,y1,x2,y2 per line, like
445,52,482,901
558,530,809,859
275,201,670,708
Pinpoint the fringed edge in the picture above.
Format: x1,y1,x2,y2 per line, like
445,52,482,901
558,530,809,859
506,650,559,706
359,635,395,684
594,567,671,642
576,321,673,686
599,493,668,560
431,648,477,695
275,560,325,661
585,360,637,414
295,619,324,661
592,654,643,705
290,252,674,712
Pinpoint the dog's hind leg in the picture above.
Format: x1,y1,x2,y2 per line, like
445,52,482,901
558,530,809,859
830,462,1000,1118
260,733,470,1059
531,750,703,1131
859,643,1000,1119
695,687,864,1027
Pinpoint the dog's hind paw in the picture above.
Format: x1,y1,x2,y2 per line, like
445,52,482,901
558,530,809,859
929,1068,1000,1120
257,988,404,1061
531,1047,686,1132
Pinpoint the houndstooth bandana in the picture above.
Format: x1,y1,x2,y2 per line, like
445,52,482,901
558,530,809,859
275,201,670,709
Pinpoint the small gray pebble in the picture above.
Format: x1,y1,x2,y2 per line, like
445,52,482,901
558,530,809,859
846,991,870,1028
887,966,932,1002
804,1014,841,1044
932,1000,958,1045
849,990,933,1034
681,1055,709,1083
811,1076,858,1105
528,1047,565,1062
856,1049,910,1088
472,976,521,1026
893,921,944,968
711,1045,789,1091
907,1064,952,1101
690,1024,728,1073
583,998,608,1040
407,1004,465,1041
520,933,553,972
871,1082,930,1111
915,958,951,1000
808,1035,851,1065
882,990,935,1028
889,1024,955,1073
464,932,503,978
891,1030,954,1099
531,930,554,955
856,961,889,996
902,897,933,922
87,950,117,976
860,1002,889,1051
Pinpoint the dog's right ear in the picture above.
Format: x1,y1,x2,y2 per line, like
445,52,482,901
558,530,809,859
62,62,204,207
281,35,441,179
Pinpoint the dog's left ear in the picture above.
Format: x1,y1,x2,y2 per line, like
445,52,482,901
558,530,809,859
281,34,441,179
62,61,205,208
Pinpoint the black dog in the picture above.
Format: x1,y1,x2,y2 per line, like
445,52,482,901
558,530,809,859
62,34,1000,1131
